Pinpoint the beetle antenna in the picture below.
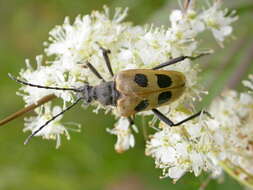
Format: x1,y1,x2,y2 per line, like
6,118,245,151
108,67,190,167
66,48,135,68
24,97,82,145
8,74,81,92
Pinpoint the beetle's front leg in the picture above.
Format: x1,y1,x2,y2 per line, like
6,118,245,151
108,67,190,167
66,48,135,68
98,45,114,77
86,61,106,82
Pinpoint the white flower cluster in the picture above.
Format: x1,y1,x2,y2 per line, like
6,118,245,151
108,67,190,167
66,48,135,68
146,77,253,183
146,110,222,181
106,117,138,153
201,2,237,45
243,74,253,92
17,1,237,151
24,104,70,149
209,90,253,178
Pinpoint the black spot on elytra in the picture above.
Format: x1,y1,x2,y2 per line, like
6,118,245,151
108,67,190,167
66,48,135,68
158,91,172,105
156,74,172,88
134,74,148,87
135,100,149,112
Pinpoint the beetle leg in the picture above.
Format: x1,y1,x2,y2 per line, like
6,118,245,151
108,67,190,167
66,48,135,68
152,109,174,126
152,52,210,70
99,46,114,77
127,117,135,126
152,56,186,70
152,108,207,127
86,61,106,82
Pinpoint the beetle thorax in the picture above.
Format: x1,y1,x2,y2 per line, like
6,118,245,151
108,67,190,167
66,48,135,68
79,81,119,106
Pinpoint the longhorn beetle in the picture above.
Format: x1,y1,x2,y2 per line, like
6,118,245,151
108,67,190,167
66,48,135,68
9,46,209,145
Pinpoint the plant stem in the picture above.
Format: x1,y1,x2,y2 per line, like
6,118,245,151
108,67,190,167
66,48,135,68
0,94,56,126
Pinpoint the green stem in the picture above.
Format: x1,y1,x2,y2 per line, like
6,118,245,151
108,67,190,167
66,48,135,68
220,160,253,189
141,116,148,140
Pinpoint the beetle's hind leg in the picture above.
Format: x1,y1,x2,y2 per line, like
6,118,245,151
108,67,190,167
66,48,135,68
152,108,208,127
127,116,135,126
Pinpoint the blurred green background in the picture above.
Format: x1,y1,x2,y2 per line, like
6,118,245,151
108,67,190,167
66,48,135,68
0,0,253,189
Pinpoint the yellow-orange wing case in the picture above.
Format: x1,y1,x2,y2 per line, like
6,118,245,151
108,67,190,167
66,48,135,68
115,69,186,117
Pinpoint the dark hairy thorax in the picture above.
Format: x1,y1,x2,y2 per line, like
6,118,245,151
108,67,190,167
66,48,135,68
80,81,120,106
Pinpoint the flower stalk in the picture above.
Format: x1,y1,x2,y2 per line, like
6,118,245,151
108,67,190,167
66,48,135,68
220,160,253,189
0,94,56,126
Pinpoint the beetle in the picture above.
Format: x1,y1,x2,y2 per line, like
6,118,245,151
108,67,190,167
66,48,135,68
9,46,208,144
